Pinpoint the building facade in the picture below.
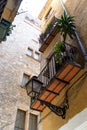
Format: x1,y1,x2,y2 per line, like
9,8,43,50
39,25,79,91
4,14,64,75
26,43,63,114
1,0,87,130
0,0,22,42
0,2,41,130
27,0,87,130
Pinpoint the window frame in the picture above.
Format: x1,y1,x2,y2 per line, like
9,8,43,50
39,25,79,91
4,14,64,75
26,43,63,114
29,113,38,130
45,7,52,20
27,47,33,57
34,51,40,61
14,109,26,130
21,73,31,87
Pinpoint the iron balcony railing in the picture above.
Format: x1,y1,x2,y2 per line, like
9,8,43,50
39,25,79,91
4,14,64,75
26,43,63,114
29,42,83,111
38,43,81,87
39,16,58,44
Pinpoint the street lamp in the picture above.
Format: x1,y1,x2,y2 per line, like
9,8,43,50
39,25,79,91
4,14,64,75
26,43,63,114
26,76,43,97
26,76,69,119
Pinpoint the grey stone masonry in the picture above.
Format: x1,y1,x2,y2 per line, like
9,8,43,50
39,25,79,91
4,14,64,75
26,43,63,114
0,12,41,130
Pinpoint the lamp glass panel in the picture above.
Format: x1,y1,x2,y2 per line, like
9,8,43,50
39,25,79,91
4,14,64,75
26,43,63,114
27,80,32,94
33,79,42,93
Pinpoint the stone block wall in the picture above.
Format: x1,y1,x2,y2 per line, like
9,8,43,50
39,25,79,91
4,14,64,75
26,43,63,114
0,13,41,130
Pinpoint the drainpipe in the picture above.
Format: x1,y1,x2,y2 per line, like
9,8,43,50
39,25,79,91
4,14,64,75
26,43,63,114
59,0,87,62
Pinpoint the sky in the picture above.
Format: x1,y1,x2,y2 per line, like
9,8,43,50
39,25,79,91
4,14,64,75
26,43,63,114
19,0,47,18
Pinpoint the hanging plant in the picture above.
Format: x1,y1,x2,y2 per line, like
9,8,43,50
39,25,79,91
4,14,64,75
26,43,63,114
56,11,76,41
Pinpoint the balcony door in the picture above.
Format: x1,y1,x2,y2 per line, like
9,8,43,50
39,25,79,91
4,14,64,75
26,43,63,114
47,53,56,80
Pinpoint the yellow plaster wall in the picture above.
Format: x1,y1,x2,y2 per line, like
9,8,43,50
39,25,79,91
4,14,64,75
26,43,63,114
1,7,16,22
39,0,87,130
1,0,22,22
41,0,87,53
41,70,87,130
63,0,87,49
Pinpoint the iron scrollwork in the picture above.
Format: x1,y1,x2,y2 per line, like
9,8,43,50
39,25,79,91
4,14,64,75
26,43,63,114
39,98,69,119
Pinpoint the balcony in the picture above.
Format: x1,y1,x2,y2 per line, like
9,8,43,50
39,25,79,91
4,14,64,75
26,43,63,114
39,17,58,52
26,43,82,112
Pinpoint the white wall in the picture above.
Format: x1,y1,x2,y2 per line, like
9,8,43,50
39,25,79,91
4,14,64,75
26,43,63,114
59,108,87,130
74,121,87,130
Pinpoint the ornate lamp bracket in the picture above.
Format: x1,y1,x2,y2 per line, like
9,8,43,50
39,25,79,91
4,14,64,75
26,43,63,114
37,97,69,119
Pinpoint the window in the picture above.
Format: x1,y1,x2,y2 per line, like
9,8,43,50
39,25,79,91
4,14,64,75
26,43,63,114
29,114,37,130
34,52,40,60
21,73,30,87
45,8,52,19
14,109,26,130
27,48,33,57
26,47,40,61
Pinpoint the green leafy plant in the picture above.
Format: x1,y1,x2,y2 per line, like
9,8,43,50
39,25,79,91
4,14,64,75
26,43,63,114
54,12,76,64
2,24,16,41
56,11,76,41
45,22,52,33
7,24,16,36
54,41,64,64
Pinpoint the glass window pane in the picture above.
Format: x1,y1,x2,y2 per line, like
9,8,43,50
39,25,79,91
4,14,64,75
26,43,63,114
27,48,33,56
34,52,39,60
29,114,37,130
14,109,26,130
21,73,30,87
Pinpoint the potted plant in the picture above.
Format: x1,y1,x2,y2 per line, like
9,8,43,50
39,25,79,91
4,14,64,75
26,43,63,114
54,41,64,64
56,11,76,42
54,11,76,64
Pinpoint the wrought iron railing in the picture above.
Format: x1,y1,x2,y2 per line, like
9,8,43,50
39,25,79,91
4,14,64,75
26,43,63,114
38,43,81,87
39,16,58,44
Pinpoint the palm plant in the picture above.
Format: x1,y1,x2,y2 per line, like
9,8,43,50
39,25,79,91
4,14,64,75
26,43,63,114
54,12,76,64
56,11,76,41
